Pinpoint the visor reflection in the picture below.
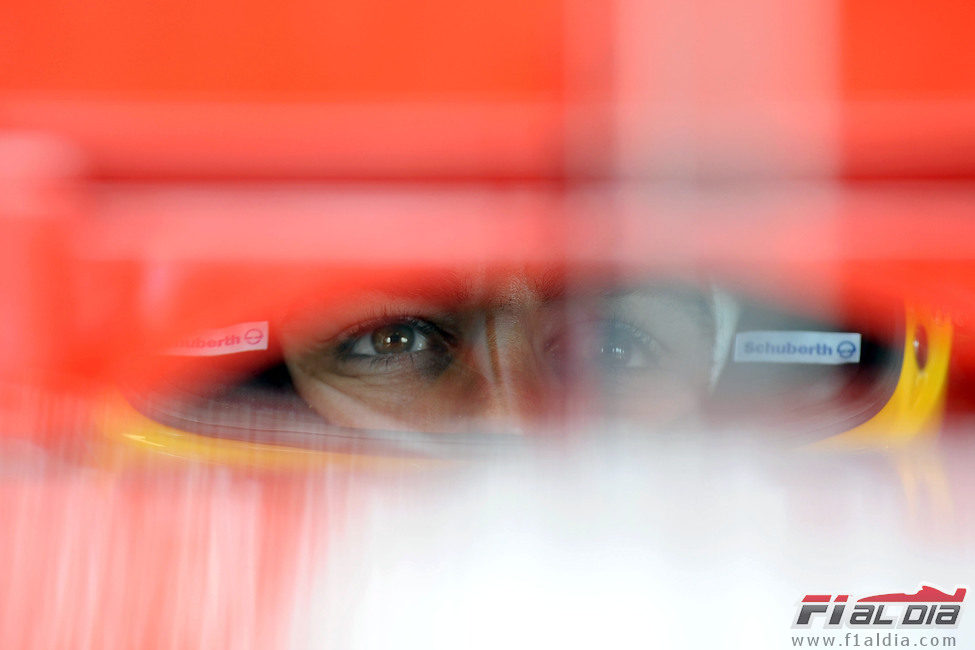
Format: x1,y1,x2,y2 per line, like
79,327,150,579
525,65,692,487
125,275,903,453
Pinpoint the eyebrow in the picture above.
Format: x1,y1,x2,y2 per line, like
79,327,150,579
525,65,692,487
353,268,569,306
619,284,715,322
293,270,712,329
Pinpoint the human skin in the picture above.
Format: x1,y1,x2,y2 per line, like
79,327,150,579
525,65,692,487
280,273,715,434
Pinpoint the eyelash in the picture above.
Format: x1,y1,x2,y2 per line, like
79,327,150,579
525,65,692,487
335,317,453,353
544,317,660,362
308,313,661,379
605,318,655,347
326,316,456,378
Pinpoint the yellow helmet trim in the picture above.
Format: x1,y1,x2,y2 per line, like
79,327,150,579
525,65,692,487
815,308,951,450
95,394,444,472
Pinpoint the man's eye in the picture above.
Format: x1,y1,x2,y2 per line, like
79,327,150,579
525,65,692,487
547,319,659,373
598,324,652,369
596,321,657,369
349,321,432,356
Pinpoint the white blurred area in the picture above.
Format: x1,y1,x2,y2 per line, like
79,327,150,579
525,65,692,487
286,435,975,649
4,426,975,649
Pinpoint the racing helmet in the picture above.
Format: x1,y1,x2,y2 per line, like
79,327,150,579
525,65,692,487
97,257,953,470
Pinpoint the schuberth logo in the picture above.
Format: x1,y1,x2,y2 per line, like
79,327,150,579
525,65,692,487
794,586,965,628
167,321,269,357
243,328,264,346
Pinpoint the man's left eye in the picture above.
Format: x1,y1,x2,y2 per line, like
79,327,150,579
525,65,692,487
545,319,659,374
595,321,658,369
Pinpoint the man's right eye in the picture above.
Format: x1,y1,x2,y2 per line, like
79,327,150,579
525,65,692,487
325,317,456,379
348,321,433,356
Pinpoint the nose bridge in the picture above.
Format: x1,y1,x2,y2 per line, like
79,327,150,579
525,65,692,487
473,305,550,427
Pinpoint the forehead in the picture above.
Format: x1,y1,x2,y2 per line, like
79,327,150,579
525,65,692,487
302,268,711,311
